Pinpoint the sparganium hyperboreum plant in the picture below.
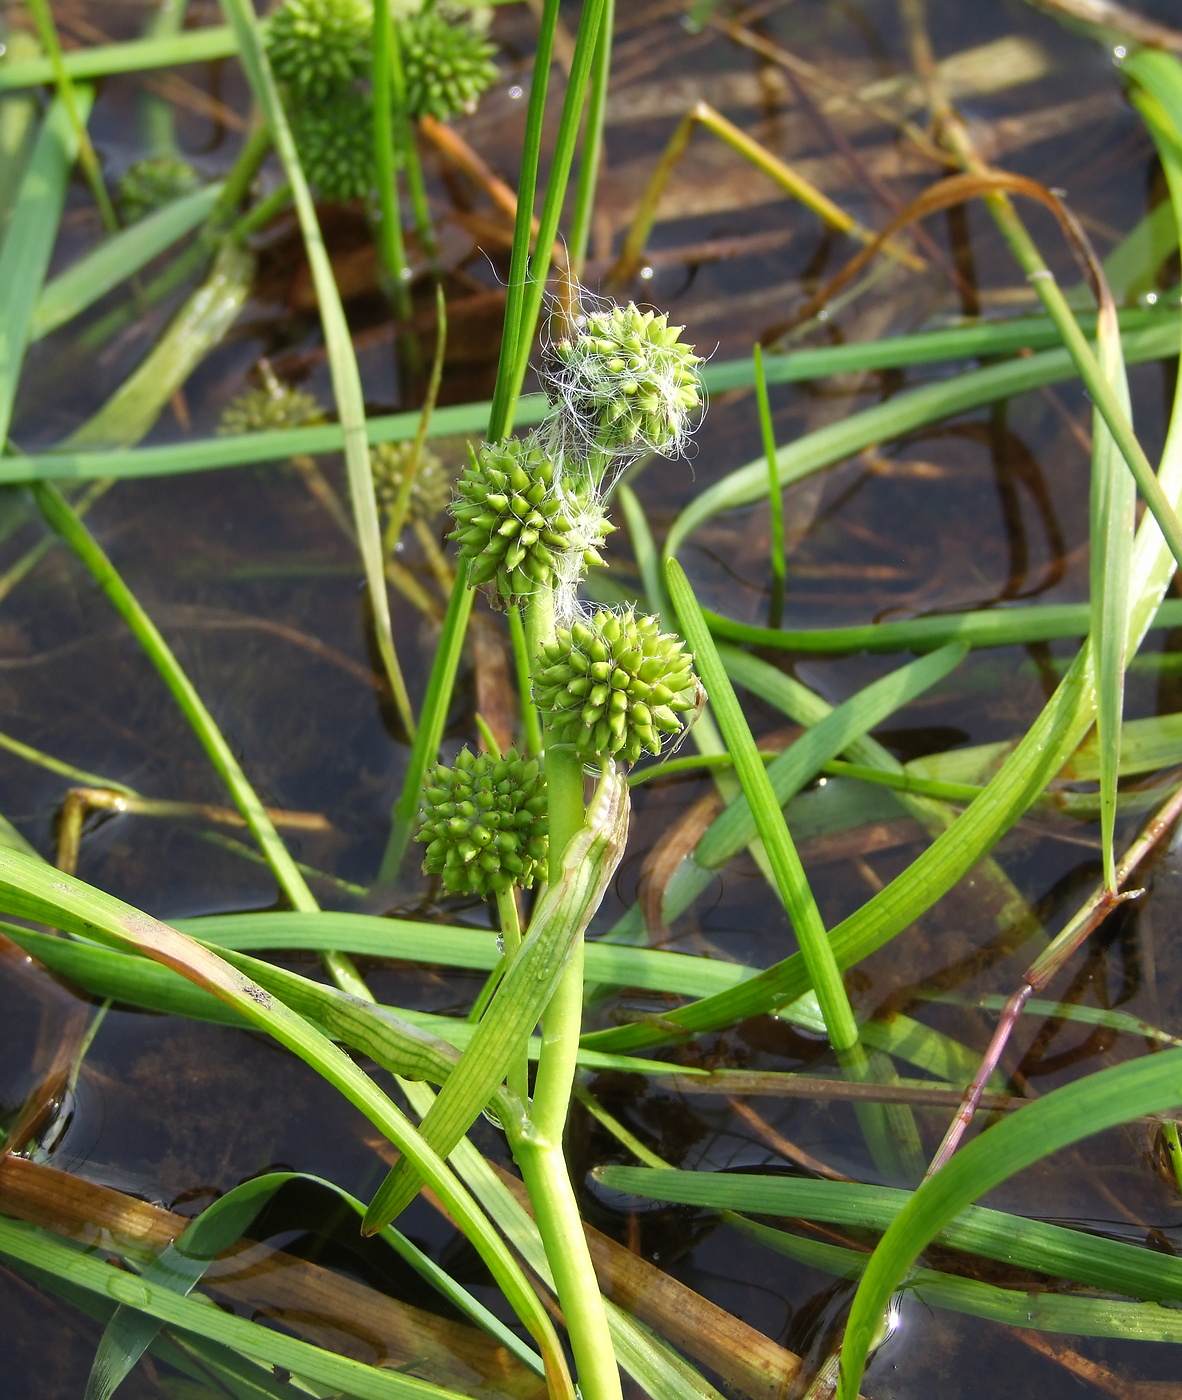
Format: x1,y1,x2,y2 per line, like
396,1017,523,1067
116,154,202,223
410,293,703,1400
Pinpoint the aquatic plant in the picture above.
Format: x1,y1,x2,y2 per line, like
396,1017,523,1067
370,439,450,520
289,87,377,203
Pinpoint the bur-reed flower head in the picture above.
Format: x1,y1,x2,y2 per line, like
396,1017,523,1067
401,6,498,121
371,441,451,522
448,438,611,604
417,746,548,895
544,302,704,464
265,0,372,100
290,88,376,202
219,369,324,434
533,607,700,765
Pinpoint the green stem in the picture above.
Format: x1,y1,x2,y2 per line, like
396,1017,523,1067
488,0,560,443
373,0,412,320
508,0,608,419
494,886,528,1103
24,0,120,234
379,558,475,884
508,604,543,755
31,482,367,997
753,342,786,622
567,0,614,279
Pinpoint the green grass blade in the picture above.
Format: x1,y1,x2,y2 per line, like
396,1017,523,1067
667,558,859,1053
753,343,786,603
372,0,411,318
0,847,571,1385
703,597,1182,654
835,1050,1182,1397
378,557,475,883
0,90,93,445
488,0,559,442
0,1218,465,1400
507,0,607,415
664,319,1182,565
4,313,1175,483
732,1215,1182,1342
364,768,629,1232
598,1157,1182,1308
1090,301,1135,890
62,239,254,451
31,182,222,341
0,28,238,89
217,0,414,738
567,0,614,278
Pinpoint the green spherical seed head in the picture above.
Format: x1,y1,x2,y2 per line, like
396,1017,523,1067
264,0,371,101
370,441,451,522
289,86,376,202
219,373,325,437
400,8,499,122
532,607,702,765
548,303,704,456
448,437,611,606
416,744,548,897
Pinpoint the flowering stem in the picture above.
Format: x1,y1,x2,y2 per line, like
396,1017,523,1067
521,584,622,1400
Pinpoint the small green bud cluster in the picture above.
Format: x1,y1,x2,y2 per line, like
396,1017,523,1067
417,746,548,895
546,304,704,463
116,155,202,224
448,439,611,604
533,608,699,765
371,441,451,522
265,0,371,100
402,7,498,121
219,373,324,435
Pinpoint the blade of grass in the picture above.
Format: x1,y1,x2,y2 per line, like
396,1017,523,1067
22,0,118,232
836,1050,1182,1398
0,90,93,447
0,848,574,1395
702,597,1182,653
567,0,614,280
217,0,414,740
372,0,411,319
0,28,238,90
0,1217,467,1400
597,1159,1182,1308
753,343,786,621
3,310,1172,481
667,558,858,1052
488,0,560,442
31,182,222,341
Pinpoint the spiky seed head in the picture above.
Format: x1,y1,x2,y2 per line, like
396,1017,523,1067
400,7,498,121
264,0,372,100
371,442,451,522
219,373,324,435
416,745,548,896
546,303,703,458
289,87,376,202
533,607,701,765
448,437,612,605
116,155,202,224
